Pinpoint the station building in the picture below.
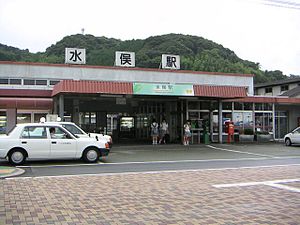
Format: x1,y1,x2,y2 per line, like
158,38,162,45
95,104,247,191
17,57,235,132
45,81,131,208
1,61,300,143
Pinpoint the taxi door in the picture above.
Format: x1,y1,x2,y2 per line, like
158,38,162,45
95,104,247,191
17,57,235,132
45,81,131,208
20,126,51,159
48,126,77,159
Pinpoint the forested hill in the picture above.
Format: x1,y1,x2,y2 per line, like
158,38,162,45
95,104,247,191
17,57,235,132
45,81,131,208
0,33,289,83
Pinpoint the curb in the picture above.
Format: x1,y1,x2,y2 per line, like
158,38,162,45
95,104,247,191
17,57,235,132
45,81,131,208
0,167,25,179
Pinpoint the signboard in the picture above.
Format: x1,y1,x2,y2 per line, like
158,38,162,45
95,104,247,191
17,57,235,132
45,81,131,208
46,114,58,122
65,48,86,64
133,83,194,96
116,97,126,105
115,51,135,67
161,54,180,70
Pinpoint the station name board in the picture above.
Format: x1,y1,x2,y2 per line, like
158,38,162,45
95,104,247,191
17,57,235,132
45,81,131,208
133,83,194,96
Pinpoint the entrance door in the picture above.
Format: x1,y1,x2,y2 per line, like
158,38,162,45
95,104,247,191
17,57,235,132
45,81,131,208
119,116,135,139
275,111,288,139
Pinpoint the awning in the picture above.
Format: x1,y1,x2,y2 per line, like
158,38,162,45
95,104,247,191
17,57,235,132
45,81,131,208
0,97,53,109
52,80,249,98
0,89,52,97
52,80,133,96
224,96,300,104
193,85,247,98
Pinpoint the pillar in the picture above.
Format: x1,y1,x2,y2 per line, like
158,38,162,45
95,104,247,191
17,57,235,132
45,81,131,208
272,103,276,140
59,95,64,121
218,100,223,143
6,108,17,134
73,99,80,124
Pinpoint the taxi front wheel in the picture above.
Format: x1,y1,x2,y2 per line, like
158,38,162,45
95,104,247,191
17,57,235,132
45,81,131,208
82,147,99,163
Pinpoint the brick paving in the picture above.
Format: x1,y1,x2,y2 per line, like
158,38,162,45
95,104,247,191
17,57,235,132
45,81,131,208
1,165,300,225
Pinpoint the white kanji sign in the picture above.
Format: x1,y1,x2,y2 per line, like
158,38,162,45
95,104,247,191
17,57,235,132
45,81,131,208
65,48,86,64
115,51,135,67
162,54,180,70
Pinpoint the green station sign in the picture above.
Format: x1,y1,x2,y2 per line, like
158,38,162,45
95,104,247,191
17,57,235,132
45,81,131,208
133,83,194,96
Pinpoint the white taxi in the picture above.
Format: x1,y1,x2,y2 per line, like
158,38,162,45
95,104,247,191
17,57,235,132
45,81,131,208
0,123,110,165
43,122,113,148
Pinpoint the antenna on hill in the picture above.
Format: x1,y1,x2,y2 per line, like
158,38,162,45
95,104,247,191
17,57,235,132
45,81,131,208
81,28,85,35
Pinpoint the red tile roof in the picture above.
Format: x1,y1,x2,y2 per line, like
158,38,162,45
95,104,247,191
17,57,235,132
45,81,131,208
193,85,248,98
52,80,249,98
52,80,133,96
224,96,300,104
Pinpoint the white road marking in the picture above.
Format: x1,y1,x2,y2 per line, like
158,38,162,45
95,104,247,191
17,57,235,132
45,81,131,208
213,178,300,193
16,156,284,168
7,164,300,180
207,145,274,158
265,183,300,193
17,162,103,168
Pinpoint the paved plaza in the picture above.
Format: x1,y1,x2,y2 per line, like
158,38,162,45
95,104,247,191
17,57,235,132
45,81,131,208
1,164,299,225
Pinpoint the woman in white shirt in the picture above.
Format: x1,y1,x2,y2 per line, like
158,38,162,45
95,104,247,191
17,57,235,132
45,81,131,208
183,120,192,145
159,119,169,144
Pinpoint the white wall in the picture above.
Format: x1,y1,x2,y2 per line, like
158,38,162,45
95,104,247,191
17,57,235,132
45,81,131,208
0,63,254,95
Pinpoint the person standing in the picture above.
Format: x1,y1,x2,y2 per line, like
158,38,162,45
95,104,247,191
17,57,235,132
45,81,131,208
183,120,192,145
150,119,159,145
159,119,169,144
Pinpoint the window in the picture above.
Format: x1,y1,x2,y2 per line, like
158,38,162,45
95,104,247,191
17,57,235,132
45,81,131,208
222,102,232,110
255,103,263,111
24,79,35,85
50,80,60,85
280,85,289,92
36,80,47,85
48,127,71,139
62,124,85,135
0,79,9,84
234,102,243,110
244,102,253,110
264,103,272,111
21,126,47,139
0,112,7,134
200,101,210,110
17,113,31,124
265,87,272,93
9,79,21,85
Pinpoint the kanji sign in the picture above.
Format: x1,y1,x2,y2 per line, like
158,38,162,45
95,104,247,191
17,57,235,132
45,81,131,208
115,51,135,67
162,54,180,70
133,83,194,96
65,48,86,64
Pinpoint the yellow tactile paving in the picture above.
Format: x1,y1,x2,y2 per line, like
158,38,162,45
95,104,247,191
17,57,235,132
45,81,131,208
1,165,300,225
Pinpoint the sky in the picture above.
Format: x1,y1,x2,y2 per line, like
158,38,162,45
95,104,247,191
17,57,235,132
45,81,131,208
0,0,300,76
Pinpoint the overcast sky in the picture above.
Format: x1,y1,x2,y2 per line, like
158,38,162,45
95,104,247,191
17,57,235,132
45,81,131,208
0,0,299,75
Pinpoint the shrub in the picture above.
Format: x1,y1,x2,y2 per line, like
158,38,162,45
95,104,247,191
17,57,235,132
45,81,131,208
243,128,254,135
255,130,270,135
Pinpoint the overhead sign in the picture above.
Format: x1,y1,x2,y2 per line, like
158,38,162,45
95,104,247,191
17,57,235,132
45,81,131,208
116,97,126,105
65,48,86,64
161,54,180,70
115,51,135,67
133,83,194,96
